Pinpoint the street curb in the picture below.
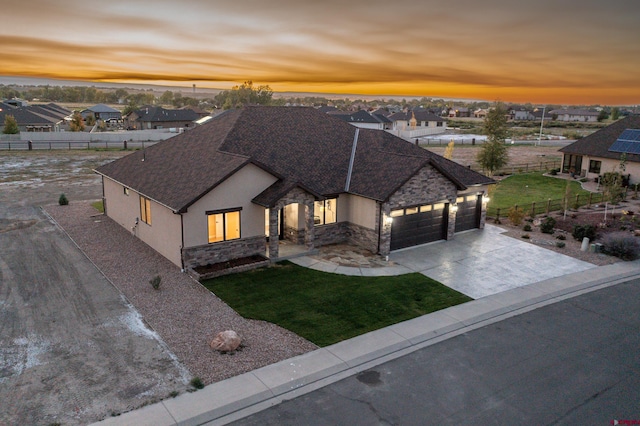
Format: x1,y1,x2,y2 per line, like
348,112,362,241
92,261,640,426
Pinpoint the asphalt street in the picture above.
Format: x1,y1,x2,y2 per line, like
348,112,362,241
230,278,640,425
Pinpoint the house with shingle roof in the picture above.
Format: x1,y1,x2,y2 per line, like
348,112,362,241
328,109,392,130
81,104,122,121
125,106,199,130
559,115,640,183
549,109,599,122
96,106,493,275
0,102,70,132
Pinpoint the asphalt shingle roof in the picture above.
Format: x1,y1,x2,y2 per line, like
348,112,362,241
96,106,492,212
559,115,640,163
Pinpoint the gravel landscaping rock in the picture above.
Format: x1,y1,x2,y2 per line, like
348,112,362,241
47,202,318,385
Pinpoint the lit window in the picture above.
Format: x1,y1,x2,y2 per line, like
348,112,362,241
207,209,241,243
433,203,445,210
405,206,419,215
314,198,337,225
419,205,432,212
140,196,151,225
390,209,404,217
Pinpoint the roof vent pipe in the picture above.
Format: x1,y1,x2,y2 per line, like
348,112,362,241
345,128,359,192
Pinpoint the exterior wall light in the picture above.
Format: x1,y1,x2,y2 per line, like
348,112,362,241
450,203,459,213
482,195,490,203
384,216,394,225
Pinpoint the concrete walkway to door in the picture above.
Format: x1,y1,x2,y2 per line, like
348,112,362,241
291,225,596,299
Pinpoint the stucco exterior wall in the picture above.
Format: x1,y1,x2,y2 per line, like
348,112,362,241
572,155,640,185
103,177,183,267
342,194,377,229
182,163,278,248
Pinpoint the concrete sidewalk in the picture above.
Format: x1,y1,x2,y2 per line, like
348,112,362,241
93,260,640,426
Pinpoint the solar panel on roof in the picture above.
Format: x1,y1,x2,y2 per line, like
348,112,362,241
609,128,640,154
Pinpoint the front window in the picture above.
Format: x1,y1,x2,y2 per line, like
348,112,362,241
589,160,601,174
207,209,241,243
314,198,337,225
140,196,151,225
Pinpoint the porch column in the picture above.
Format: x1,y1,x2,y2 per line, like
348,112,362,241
379,203,391,256
479,193,488,229
446,200,456,240
268,208,279,259
304,203,314,250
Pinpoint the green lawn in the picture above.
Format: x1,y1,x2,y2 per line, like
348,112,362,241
202,261,471,347
489,172,590,211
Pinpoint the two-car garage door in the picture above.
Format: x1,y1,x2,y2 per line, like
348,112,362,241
389,203,448,251
389,195,482,251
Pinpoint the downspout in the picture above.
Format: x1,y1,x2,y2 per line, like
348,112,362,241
180,213,185,272
344,128,359,192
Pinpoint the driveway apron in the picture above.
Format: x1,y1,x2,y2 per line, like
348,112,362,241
389,225,596,298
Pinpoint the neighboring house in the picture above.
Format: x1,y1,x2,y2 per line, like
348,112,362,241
549,109,599,122
81,104,122,121
317,106,339,113
96,106,493,275
0,102,70,132
447,107,470,118
182,106,210,119
125,106,199,130
559,115,640,183
474,109,489,119
509,109,535,120
329,109,392,130
388,110,447,138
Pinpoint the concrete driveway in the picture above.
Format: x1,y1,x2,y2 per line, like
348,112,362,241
389,225,596,298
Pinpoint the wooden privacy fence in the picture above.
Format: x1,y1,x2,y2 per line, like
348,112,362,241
487,191,616,221
475,161,560,175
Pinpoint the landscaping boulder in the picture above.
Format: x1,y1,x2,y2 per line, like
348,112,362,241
210,330,241,352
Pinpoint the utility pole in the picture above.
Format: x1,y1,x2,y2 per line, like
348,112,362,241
538,106,546,146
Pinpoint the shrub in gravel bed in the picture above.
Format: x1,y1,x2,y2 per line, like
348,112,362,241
572,224,596,241
540,216,556,234
523,223,532,232
556,241,566,248
58,193,69,205
602,232,640,260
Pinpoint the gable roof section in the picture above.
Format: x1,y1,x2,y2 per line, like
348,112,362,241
97,106,493,212
559,115,640,163
85,104,120,113
330,109,389,124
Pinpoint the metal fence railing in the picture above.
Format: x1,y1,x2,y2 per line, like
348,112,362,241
0,140,157,151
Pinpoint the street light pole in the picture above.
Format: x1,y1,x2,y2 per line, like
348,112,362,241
538,106,546,146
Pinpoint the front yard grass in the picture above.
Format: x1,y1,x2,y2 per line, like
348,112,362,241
489,172,590,211
202,261,471,347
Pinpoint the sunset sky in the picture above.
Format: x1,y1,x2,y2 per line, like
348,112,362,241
2,0,640,105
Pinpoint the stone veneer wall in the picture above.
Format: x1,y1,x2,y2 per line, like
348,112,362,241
387,165,457,210
346,222,379,253
182,235,265,270
283,225,304,244
313,222,349,247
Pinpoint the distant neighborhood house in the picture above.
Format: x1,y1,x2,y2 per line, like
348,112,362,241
550,109,599,122
0,101,71,132
80,104,122,121
388,109,447,138
125,106,200,130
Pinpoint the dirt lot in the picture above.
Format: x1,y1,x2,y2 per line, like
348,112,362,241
0,151,191,425
425,144,563,170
